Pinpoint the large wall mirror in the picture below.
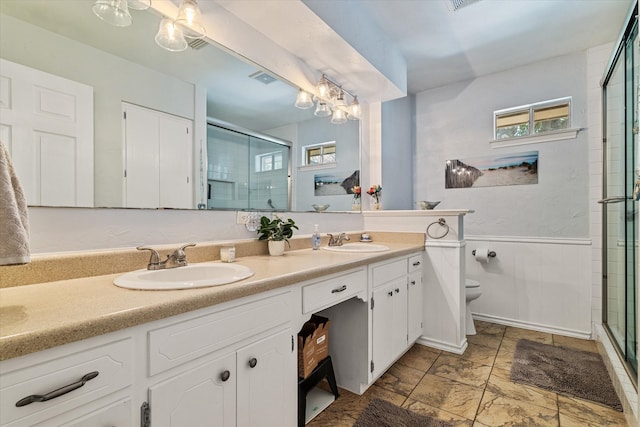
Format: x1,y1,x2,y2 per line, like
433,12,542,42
0,0,361,213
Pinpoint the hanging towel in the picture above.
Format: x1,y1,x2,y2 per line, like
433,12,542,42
0,140,30,265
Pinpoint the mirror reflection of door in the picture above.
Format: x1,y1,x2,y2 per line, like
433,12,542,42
123,103,193,209
0,58,94,207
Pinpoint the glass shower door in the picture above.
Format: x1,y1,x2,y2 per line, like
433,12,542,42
602,20,638,381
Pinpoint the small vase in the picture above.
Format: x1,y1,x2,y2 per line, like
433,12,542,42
352,197,361,211
372,202,381,210
268,240,286,256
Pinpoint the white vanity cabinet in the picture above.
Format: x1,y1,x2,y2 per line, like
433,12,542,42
144,290,296,427
370,253,423,380
0,337,134,427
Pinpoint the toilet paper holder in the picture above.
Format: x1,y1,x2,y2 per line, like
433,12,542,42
472,249,496,257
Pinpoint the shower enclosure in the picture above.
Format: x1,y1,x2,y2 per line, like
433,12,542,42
601,5,638,385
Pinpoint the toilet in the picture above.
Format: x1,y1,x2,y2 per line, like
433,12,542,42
465,279,482,335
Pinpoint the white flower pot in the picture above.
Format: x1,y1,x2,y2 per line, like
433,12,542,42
268,240,286,256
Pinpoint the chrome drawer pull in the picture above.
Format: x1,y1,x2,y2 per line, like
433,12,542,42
15,371,99,407
412,261,421,266
331,285,347,293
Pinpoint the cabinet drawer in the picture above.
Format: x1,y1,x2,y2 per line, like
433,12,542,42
408,254,423,273
371,258,406,288
302,268,366,314
148,292,292,375
0,338,133,426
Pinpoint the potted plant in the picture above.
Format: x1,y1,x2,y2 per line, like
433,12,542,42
257,215,299,256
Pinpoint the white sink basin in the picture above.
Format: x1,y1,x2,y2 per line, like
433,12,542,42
114,262,254,290
322,243,390,253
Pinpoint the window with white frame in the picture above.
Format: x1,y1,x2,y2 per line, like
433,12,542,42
255,151,283,172
303,141,336,166
494,97,571,140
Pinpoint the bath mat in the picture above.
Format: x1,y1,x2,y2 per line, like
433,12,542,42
354,398,455,427
511,339,622,411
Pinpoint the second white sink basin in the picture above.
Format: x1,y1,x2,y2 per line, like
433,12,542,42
322,243,390,253
114,262,254,290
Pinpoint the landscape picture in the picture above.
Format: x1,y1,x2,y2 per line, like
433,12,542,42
314,170,360,196
445,151,538,189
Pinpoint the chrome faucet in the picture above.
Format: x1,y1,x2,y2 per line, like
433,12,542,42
327,233,350,247
137,243,196,270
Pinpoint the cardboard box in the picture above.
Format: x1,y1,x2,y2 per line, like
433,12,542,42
310,314,331,362
297,321,318,378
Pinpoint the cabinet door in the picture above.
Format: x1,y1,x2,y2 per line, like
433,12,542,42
408,271,423,343
149,353,236,427
236,329,295,427
372,278,408,378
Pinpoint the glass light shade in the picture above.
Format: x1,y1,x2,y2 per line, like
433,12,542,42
316,77,330,98
331,108,347,124
155,18,188,52
314,101,331,117
348,96,361,120
295,89,314,109
175,0,206,39
127,0,151,10
92,0,132,27
334,90,346,108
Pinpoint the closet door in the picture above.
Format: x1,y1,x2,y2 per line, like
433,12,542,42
123,103,192,209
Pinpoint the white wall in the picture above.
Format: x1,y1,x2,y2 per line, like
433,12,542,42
413,50,600,336
415,51,589,238
0,15,195,208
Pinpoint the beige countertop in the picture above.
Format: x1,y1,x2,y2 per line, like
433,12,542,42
0,235,424,361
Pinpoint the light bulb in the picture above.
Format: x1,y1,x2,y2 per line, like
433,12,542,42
331,108,347,124
317,77,330,98
348,96,361,120
295,89,314,109
155,18,188,52
175,0,206,39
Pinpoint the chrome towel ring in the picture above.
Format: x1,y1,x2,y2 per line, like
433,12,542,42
427,218,449,239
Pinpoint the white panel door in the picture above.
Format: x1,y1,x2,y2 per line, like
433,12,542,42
236,329,295,427
123,103,192,209
372,277,408,379
0,58,94,206
149,353,236,427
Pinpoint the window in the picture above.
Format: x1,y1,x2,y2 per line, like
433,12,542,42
494,97,571,140
303,142,336,166
255,151,283,172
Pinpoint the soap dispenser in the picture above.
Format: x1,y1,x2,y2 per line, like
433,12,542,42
312,224,321,250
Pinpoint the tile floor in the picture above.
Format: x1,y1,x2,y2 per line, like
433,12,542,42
307,320,629,427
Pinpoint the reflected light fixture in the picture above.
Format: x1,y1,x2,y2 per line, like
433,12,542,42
127,0,151,10
92,0,132,27
295,89,314,109
294,74,360,124
155,18,188,52
175,0,206,39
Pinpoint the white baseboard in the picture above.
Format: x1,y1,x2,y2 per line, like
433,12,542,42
472,313,592,340
417,336,468,355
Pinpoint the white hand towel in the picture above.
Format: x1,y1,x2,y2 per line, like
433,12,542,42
0,140,30,265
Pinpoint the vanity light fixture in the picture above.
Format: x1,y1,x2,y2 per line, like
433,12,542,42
92,0,132,27
92,0,207,52
295,74,361,124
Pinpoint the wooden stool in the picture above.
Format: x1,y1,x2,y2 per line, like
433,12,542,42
298,356,339,426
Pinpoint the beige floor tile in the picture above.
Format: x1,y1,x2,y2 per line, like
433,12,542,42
402,398,474,426
409,373,484,420
504,326,553,344
306,410,357,427
558,395,628,426
396,343,440,371
486,366,557,411
475,390,559,426
376,362,425,396
559,411,628,427
467,332,503,350
452,342,499,366
475,321,507,336
493,338,519,371
552,335,598,353
428,354,493,388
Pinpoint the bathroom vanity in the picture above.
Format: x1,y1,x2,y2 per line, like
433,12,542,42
0,234,424,426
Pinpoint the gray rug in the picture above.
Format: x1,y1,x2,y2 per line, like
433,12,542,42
511,339,622,411
354,398,455,427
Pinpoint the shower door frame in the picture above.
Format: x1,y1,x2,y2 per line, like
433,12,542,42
601,2,638,388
